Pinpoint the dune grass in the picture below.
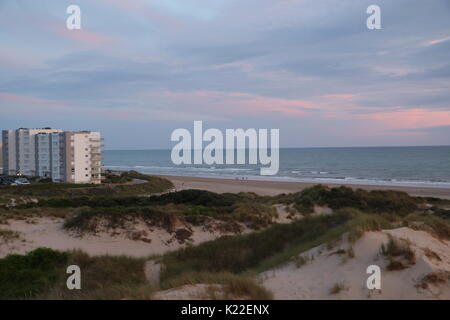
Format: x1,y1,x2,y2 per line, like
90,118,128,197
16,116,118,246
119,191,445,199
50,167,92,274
160,271,272,300
62,199,277,234
403,214,450,240
0,248,154,300
160,212,355,280
380,236,416,270
0,229,21,242
273,185,421,215
38,250,154,300
329,281,349,295
0,248,68,299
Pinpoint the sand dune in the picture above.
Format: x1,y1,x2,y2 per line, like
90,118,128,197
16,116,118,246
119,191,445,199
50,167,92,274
0,217,232,258
261,227,450,300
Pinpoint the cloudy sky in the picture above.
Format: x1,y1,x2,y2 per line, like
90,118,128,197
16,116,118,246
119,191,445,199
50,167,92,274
1,0,449,149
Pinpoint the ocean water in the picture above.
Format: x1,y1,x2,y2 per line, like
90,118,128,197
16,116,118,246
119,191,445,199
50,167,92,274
103,147,450,188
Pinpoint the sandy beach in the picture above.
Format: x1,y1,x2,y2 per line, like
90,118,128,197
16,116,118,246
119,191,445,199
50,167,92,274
160,175,450,199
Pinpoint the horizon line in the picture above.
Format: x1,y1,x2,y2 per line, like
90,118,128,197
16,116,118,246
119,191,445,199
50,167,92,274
103,145,450,151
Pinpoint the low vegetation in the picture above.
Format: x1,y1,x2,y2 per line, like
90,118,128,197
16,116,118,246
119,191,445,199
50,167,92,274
403,214,450,240
380,236,416,270
415,271,450,290
293,254,314,268
0,171,173,202
0,229,21,243
63,201,277,235
160,272,272,300
329,281,349,295
40,250,154,300
273,185,421,215
102,170,134,184
0,248,270,300
0,248,68,299
0,207,77,224
0,248,154,300
159,210,385,279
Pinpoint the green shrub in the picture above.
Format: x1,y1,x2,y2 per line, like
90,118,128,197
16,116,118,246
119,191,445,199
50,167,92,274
0,248,68,299
288,185,418,215
161,213,350,280
404,214,450,240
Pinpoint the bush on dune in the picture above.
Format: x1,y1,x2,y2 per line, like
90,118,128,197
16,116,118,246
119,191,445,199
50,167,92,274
63,206,183,233
40,250,153,300
0,248,68,299
403,214,450,240
0,248,154,300
284,185,419,215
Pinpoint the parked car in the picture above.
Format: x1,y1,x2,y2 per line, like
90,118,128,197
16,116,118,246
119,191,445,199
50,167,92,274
14,178,31,185
0,176,31,186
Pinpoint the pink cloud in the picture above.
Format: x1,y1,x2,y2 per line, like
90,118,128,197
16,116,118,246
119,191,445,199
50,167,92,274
356,108,450,130
49,26,117,46
322,94,356,100
154,90,320,117
143,90,450,137
0,93,68,107
425,36,450,46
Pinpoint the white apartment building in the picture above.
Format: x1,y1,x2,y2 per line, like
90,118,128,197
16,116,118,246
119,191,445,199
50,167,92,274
65,131,102,184
35,132,67,182
2,128,103,184
2,128,62,176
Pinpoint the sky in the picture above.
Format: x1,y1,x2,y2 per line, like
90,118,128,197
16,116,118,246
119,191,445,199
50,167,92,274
1,0,450,149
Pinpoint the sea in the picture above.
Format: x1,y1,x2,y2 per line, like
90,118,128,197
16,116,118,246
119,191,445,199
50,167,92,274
103,146,450,189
